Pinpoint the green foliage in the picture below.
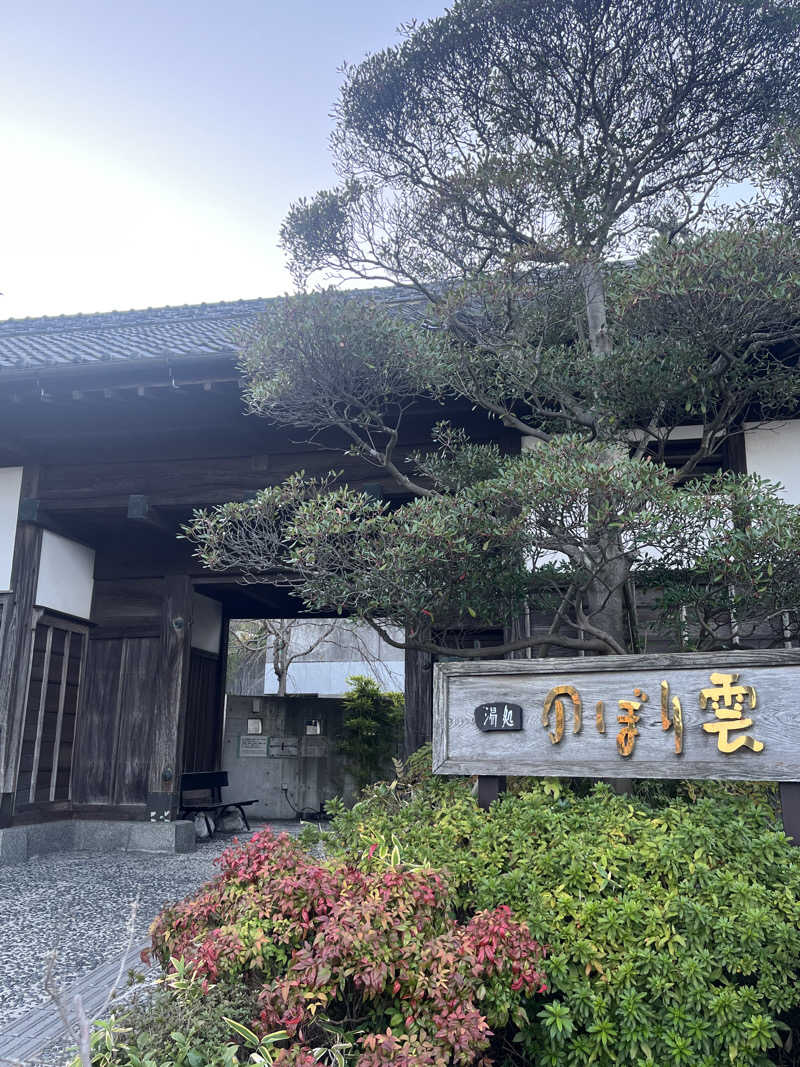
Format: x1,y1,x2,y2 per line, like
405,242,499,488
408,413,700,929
337,675,403,789
285,0,800,283
73,983,262,1066
315,762,800,1066
187,0,800,662
187,433,800,654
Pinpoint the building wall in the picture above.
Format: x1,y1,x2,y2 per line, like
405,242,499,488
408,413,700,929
0,467,22,592
35,530,95,620
745,422,800,505
221,694,356,819
259,619,405,697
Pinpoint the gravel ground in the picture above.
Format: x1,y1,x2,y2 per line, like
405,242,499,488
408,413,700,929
0,821,302,1033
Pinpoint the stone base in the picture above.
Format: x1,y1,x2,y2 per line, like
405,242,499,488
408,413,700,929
0,819,195,866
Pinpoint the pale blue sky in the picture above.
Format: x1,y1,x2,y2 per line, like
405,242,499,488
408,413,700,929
0,0,444,319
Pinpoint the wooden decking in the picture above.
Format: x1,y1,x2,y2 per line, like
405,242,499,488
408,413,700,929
0,944,151,1065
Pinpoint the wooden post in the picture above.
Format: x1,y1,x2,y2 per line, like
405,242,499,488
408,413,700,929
0,467,42,824
147,575,192,817
477,775,507,810
214,610,230,767
780,782,800,845
404,638,433,758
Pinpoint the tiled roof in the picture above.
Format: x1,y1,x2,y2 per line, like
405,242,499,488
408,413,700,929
0,299,267,371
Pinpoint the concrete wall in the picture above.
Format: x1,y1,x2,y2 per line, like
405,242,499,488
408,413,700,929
222,694,356,819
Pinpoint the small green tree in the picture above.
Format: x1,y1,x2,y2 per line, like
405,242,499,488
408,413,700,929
338,675,403,790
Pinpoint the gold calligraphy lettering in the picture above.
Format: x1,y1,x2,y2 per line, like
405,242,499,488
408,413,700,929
616,689,647,758
672,695,683,755
700,671,764,754
660,680,684,755
596,701,605,734
542,685,582,744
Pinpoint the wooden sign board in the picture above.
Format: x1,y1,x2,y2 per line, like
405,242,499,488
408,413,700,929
433,649,800,781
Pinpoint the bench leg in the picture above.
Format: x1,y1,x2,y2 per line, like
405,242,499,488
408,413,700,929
235,805,251,832
204,813,215,838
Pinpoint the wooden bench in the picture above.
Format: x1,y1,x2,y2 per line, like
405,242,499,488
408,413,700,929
178,771,257,838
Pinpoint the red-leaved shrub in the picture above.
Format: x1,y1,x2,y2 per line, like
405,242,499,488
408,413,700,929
150,829,546,1064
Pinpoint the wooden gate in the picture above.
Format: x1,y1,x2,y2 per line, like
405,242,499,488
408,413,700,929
14,614,87,809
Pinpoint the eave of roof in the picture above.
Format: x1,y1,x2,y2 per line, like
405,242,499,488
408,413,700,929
0,298,268,372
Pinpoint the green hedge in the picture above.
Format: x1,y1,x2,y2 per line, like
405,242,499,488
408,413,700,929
304,771,800,1066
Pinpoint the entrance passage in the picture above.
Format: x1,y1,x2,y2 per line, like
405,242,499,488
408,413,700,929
15,617,86,808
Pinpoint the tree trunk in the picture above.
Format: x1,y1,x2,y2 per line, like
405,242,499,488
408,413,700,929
580,259,612,357
580,263,633,794
273,631,289,696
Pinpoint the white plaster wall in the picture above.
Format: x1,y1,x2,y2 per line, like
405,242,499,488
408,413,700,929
276,659,405,697
0,467,23,591
192,592,223,653
35,531,95,620
744,422,800,506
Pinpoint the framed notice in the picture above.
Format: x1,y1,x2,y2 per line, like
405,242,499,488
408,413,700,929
433,649,800,781
268,736,299,758
238,735,268,758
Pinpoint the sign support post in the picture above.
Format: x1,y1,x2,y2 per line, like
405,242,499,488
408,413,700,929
477,775,506,810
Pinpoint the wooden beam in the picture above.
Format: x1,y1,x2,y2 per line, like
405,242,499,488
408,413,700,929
18,497,51,525
126,494,173,533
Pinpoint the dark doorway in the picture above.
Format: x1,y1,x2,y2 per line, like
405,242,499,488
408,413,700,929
182,648,223,772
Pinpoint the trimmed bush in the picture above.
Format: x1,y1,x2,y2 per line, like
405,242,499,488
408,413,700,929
304,771,800,1066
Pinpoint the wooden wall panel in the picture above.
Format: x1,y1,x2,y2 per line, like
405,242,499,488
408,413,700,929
113,637,159,805
0,467,42,813
72,638,122,804
91,578,163,636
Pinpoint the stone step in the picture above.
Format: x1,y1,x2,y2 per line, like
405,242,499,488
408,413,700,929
0,944,152,1065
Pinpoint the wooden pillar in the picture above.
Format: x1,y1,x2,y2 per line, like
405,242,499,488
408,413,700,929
214,610,230,767
780,782,800,845
0,468,42,825
147,575,192,817
404,639,433,758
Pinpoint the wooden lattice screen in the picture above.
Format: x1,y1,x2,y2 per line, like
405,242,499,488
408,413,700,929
15,616,87,807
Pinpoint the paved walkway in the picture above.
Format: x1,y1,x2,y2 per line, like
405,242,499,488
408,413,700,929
0,822,301,1066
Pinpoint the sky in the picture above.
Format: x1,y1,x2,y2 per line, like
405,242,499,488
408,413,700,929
0,0,446,320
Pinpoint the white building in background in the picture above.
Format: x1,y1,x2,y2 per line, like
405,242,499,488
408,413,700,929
263,619,405,697
743,421,800,504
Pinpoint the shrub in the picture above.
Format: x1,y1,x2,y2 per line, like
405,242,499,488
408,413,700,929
71,983,266,1065
150,828,545,1064
337,674,404,789
307,769,800,1067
